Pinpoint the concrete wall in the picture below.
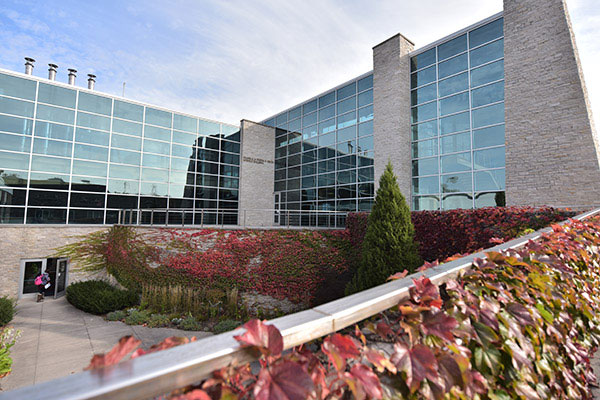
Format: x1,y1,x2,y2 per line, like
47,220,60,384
0,225,108,298
372,34,414,202
504,0,600,208
238,120,276,226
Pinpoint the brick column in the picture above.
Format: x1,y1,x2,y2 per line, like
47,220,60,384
504,0,600,208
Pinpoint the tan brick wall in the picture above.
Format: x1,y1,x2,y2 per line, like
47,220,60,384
372,34,414,203
504,0,600,208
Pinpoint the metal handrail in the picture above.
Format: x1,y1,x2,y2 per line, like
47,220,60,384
3,207,599,400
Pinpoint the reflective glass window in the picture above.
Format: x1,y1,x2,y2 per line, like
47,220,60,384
411,83,436,106
319,105,335,121
358,167,373,182
412,157,438,176
0,73,36,100
337,111,356,129
411,48,436,72
473,124,505,149
0,170,28,187
441,131,471,154
28,190,68,207
144,139,170,155
0,96,35,118
358,105,373,123
31,155,71,174
438,72,468,97
413,196,439,211
143,153,169,169
70,193,105,209
358,136,373,152
411,120,437,141
411,101,437,123
443,194,472,210
112,134,141,151
113,119,142,136
108,180,139,195
78,92,112,116
438,34,467,61
319,92,335,108
0,151,29,170
358,120,373,137
411,65,436,88
26,208,67,224
470,39,503,68
358,75,373,92
141,182,168,196
75,127,109,146
472,103,504,128
36,104,75,125
71,175,106,192
412,139,438,158
171,144,193,158
471,81,504,108
475,169,505,191
145,108,172,128
171,157,191,171
173,114,197,133
72,160,107,177
475,192,505,208
172,130,195,146
337,140,356,154
74,143,108,162
319,132,335,147
110,149,140,165
318,119,336,134
438,53,468,79
288,106,301,120
33,138,72,157
302,175,315,188
303,112,317,126
441,152,471,173
440,112,470,135
337,96,355,114
114,100,143,122
441,172,472,193
358,89,373,107
440,92,469,116
337,125,356,142
474,147,505,169
337,82,356,100
109,164,139,179
471,60,504,87
303,99,318,115
36,121,73,141
37,83,76,108
29,172,69,190
413,176,438,195
275,113,288,126
77,112,110,131
221,140,240,154
470,18,503,48
0,133,31,153
288,118,301,133
0,115,33,135
1,188,26,206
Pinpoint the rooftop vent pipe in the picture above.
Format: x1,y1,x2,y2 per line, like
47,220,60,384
24,57,35,75
87,74,96,90
48,64,58,81
67,68,77,85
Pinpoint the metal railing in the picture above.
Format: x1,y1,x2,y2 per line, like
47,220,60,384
117,208,349,229
3,207,599,400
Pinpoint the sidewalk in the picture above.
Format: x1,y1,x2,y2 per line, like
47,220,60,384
0,296,211,392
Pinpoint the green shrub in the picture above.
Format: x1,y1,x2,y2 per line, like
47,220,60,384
147,313,170,328
0,327,20,378
124,309,151,325
106,310,127,321
212,319,241,334
346,162,422,295
177,314,202,331
0,297,15,327
66,280,139,315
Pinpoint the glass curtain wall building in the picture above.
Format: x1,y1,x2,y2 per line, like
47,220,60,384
410,17,505,211
0,70,240,225
262,73,375,222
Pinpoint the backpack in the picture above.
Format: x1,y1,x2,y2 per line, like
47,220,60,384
35,275,43,285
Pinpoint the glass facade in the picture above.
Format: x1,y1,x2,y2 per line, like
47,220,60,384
0,71,240,224
262,74,375,225
410,17,505,211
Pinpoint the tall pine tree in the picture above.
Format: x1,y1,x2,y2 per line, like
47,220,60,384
346,161,422,295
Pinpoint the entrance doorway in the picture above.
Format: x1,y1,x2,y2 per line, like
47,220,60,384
19,258,69,299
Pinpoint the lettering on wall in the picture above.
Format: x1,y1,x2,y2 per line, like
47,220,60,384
242,156,274,165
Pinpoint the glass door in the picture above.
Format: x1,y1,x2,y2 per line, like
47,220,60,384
274,192,281,225
20,259,46,298
54,258,68,298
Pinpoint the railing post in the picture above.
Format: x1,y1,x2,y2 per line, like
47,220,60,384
221,209,225,228
129,209,133,225
150,210,154,226
201,210,204,227
118,209,122,225
182,210,185,227
137,209,141,225
166,210,169,226
287,210,290,229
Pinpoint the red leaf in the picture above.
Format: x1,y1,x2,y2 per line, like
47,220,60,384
364,348,397,374
321,333,361,371
506,303,534,326
391,343,438,393
349,364,383,400
388,270,409,281
86,336,141,370
410,276,442,309
170,389,212,400
253,361,313,400
234,319,283,356
421,312,458,342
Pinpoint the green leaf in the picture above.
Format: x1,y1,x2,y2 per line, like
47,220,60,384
535,302,554,323
473,321,499,345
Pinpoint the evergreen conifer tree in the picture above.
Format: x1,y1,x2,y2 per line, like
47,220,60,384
345,161,422,295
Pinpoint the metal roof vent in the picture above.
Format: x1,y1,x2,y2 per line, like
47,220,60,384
87,74,96,90
48,64,58,81
24,57,35,75
67,68,77,85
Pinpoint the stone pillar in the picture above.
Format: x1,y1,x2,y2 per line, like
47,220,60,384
238,120,276,227
504,0,600,208
372,34,415,204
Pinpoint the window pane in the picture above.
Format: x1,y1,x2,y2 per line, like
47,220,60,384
411,101,437,123
358,105,373,123
27,208,67,224
319,119,335,134
319,105,335,121
358,120,373,137
0,188,26,205
337,96,356,114
303,112,317,126
0,169,28,187
474,147,505,169
29,172,69,190
412,157,438,176
78,92,112,115
142,167,168,182
0,151,29,170
337,82,356,100
413,195,439,211
113,119,142,136
144,139,170,155
31,155,71,174
0,73,36,100
0,133,31,153
0,96,35,118
110,149,141,165
441,132,471,154
145,108,172,128
411,83,437,106
114,100,143,122
412,120,438,141
358,135,373,152
303,99,317,115
438,72,468,97
443,193,472,210
288,106,301,121
108,180,139,195
440,111,470,135
413,176,438,195
144,125,171,141
69,192,105,208
143,153,169,169
37,83,76,108
357,90,373,107
358,75,373,92
75,127,109,146
411,48,436,72
288,118,301,133
470,18,503,48
441,152,471,173
473,124,505,148
470,39,503,68
33,138,72,157
0,115,33,135
472,103,504,128
438,53,468,79
472,81,504,108
72,160,107,177
172,144,193,158
475,191,505,208
440,92,469,116
471,60,504,87
141,182,168,196
74,143,108,161
173,114,197,133
338,111,356,129
71,175,106,192
475,169,505,191
412,139,438,158
109,164,139,179
337,125,356,142
172,130,196,146
411,65,436,88
319,92,335,108
438,34,467,61
36,104,75,125
442,172,472,193
77,112,110,131
112,134,141,151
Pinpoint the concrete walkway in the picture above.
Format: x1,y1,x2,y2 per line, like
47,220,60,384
0,297,211,392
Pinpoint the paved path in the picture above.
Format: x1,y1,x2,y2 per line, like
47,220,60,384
0,297,211,392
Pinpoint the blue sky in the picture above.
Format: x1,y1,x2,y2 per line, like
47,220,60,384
0,0,598,126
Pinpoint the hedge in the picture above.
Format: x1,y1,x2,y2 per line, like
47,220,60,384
66,280,139,315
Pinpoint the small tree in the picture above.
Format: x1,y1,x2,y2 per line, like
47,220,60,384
346,162,422,295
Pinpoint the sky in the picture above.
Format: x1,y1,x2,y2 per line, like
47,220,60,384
0,0,598,126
